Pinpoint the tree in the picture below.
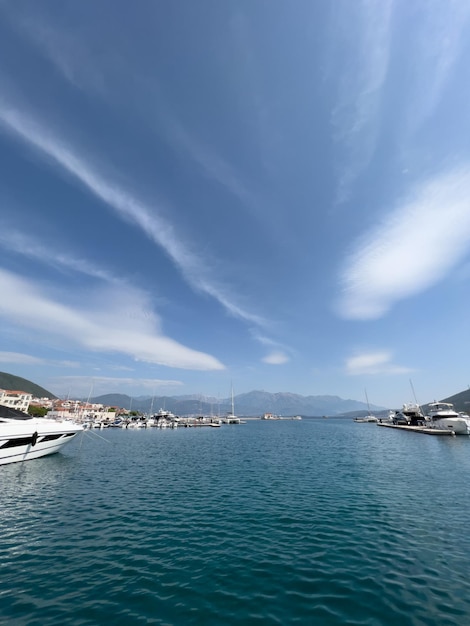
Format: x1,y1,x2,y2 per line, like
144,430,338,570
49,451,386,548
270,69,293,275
28,405,48,417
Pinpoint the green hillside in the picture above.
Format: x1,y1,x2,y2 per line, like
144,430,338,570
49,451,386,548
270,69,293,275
0,372,57,399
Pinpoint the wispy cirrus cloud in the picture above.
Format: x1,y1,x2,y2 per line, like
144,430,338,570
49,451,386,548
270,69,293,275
0,351,80,368
345,351,411,376
163,116,264,219
0,351,44,365
0,105,265,327
53,376,183,398
0,3,110,94
406,0,470,132
337,165,470,319
250,330,292,365
5,8,265,224
0,226,123,284
0,268,224,371
329,0,394,203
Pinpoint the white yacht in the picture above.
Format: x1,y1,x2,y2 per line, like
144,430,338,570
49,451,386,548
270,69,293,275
426,402,470,435
398,403,425,425
353,415,378,423
0,407,83,465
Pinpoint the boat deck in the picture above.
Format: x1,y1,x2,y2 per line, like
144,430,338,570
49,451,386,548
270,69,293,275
377,423,455,435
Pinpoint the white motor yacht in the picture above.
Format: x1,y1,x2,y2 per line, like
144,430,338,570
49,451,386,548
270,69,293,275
426,402,470,435
0,407,83,465
400,403,425,425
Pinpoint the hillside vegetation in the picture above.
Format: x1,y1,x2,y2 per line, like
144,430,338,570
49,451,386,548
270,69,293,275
0,372,57,399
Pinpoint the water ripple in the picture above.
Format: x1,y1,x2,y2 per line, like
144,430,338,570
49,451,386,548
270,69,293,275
2,420,470,625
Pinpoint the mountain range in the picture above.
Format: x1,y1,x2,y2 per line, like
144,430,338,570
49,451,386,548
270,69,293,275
87,390,387,417
2,371,470,416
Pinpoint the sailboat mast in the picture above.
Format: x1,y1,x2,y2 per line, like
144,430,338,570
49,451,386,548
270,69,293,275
365,389,371,416
409,379,423,416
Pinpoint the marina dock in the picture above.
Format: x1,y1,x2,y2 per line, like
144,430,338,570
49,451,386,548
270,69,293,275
377,423,456,435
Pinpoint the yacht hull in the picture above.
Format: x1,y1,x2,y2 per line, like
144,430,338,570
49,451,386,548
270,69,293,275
426,402,470,435
429,418,470,435
0,419,83,465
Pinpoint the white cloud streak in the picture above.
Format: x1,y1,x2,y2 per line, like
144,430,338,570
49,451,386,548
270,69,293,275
58,376,183,390
49,375,183,398
329,0,393,203
3,6,266,226
250,331,293,364
0,351,44,365
0,105,265,327
338,165,470,319
407,0,470,131
0,226,122,284
165,117,264,219
0,352,80,368
0,268,224,370
345,351,411,375
262,351,289,365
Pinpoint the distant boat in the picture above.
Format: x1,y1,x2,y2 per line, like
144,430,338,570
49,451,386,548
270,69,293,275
354,390,378,423
397,403,424,425
0,407,83,465
154,408,177,421
223,386,240,424
353,416,378,423
261,413,279,420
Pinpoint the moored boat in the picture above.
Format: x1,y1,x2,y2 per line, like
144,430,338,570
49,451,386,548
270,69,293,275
0,407,83,465
223,386,240,424
354,389,378,423
426,402,470,435
391,403,425,426
353,415,378,423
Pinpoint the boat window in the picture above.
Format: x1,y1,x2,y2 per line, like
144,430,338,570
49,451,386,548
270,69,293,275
0,407,33,420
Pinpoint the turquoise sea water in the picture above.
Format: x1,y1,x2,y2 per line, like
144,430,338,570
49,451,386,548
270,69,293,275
1,419,470,626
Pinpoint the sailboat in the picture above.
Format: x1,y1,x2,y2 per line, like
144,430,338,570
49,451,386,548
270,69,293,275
353,390,378,423
223,386,241,424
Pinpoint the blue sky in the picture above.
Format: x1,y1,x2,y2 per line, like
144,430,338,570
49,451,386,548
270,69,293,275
1,0,470,408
